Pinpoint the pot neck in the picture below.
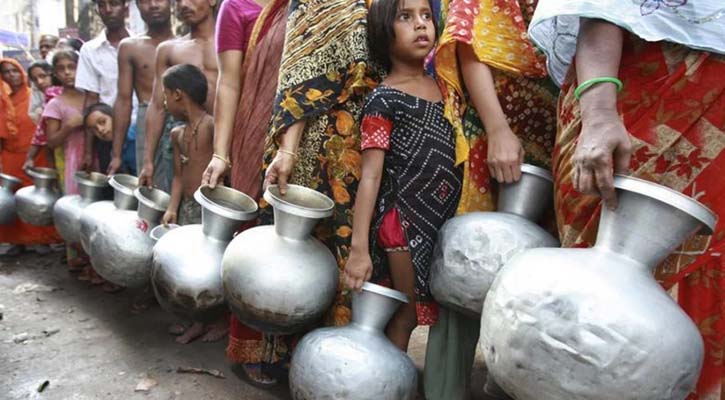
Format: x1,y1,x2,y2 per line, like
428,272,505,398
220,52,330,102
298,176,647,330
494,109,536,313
79,185,109,202
496,165,553,222
273,207,319,240
1,177,20,191
351,284,407,332
593,177,714,270
195,187,257,241
33,176,55,189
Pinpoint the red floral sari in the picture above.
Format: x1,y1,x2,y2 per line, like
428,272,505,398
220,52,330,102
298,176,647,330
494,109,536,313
554,34,725,399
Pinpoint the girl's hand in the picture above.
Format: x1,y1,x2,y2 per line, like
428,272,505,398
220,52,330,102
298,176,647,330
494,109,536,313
574,110,632,209
343,247,374,292
263,150,297,195
487,126,524,183
162,210,177,226
201,157,228,189
22,158,35,172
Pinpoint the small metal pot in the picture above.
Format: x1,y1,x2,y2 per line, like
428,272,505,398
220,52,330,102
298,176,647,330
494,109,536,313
222,184,338,335
290,283,418,400
53,172,112,244
14,167,61,226
89,186,170,288
151,186,257,322
0,173,22,225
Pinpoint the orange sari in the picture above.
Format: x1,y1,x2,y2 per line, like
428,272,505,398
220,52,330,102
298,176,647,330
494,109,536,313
554,36,725,399
0,58,60,245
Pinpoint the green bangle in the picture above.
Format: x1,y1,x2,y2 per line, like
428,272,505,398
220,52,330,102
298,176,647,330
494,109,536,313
574,77,623,100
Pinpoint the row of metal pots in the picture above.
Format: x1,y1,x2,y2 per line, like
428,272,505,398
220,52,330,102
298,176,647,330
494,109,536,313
0,164,717,400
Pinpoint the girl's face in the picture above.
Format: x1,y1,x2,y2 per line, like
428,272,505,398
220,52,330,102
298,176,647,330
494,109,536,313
54,58,77,88
86,110,113,141
29,67,52,91
390,0,435,64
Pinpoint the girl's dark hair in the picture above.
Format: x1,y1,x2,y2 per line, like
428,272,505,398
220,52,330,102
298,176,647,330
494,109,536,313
83,103,113,125
52,49,80,67
27,60,60,86
367,0,436,72
27,60,52,76
162,64,208,106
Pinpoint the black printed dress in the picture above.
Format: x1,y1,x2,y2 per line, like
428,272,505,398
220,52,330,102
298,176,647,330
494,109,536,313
360,85,462,325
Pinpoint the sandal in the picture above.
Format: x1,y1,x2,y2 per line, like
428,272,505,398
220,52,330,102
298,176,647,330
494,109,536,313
232,363,278,388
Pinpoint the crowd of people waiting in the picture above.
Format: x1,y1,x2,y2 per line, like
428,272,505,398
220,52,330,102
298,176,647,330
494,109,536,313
1,0,724,398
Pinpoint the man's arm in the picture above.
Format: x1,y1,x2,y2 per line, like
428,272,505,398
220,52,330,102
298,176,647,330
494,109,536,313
109,40,135,174
138,42,171,186
75,44,100,172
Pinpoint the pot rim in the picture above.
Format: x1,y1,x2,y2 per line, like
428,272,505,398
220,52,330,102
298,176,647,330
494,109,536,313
0,173,22,185
194,185,258,222
133,186,170,212
614,174,717,235
264,184,334,220
109,174,138,196
75,171,110,188
362,282,409,304
149,223,180,242
26,167,58,180
520,164,553,182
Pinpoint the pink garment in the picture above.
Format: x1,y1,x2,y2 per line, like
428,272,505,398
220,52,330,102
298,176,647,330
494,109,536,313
215,0,263,54
42,95,84,195
30,86,63,146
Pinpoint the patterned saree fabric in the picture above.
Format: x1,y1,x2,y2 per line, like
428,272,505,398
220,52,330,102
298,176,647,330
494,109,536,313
264,0,377,327
433,0,557,214
554,36,725,400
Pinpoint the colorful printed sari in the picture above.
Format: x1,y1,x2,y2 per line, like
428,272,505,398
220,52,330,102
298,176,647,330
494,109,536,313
424,1,558,399
226,0,290,367
262,0,376,329
433,0,557,215
0,58,60,246
554,36,725,400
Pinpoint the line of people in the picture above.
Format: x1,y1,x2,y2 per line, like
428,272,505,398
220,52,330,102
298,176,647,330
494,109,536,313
2,0,724,398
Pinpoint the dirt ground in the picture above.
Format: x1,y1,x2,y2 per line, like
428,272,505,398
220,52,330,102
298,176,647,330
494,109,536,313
0,245,487,400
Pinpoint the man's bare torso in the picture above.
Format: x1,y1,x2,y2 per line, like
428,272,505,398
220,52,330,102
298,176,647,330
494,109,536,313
164,36,218,113
123,35,167,103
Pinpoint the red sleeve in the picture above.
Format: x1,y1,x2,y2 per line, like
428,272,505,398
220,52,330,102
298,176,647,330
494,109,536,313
360,114,393,151
215,0,244,53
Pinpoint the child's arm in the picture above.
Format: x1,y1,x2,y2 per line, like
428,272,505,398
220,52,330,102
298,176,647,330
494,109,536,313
344,148,386,291
46,115,82,148
22,145,41,171
162,126,185,226
458,42,524,184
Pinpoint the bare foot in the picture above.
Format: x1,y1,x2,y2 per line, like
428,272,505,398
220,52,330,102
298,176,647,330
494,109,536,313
175,322,205,344
201,320,229,342
90,270,105,285
77,266,93,281
168,322,186,336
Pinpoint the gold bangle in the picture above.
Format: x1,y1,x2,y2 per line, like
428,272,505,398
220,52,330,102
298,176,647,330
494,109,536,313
213,153,232,167
277,149,298,159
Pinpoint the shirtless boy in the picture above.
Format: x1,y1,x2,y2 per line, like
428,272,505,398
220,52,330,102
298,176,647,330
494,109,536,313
138,0,218,188
107,0,175,175
159,64,224,343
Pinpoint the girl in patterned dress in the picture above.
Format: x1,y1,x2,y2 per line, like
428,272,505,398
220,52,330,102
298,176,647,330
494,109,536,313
343,0,462,351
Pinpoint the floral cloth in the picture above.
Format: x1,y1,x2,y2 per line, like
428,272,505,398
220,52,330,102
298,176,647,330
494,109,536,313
528,0,725,85
263,0,376,328
554,35,725,400
433,0,558,214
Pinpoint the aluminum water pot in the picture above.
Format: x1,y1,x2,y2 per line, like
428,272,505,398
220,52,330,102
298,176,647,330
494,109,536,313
289,283,418,400
430,164,559,316
0,173,22,225
151,186,257,322
15,167,61,226
480,175,717,400
90,186,169,288
222,184,338,335
53,172,112,244
79,174,138,253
